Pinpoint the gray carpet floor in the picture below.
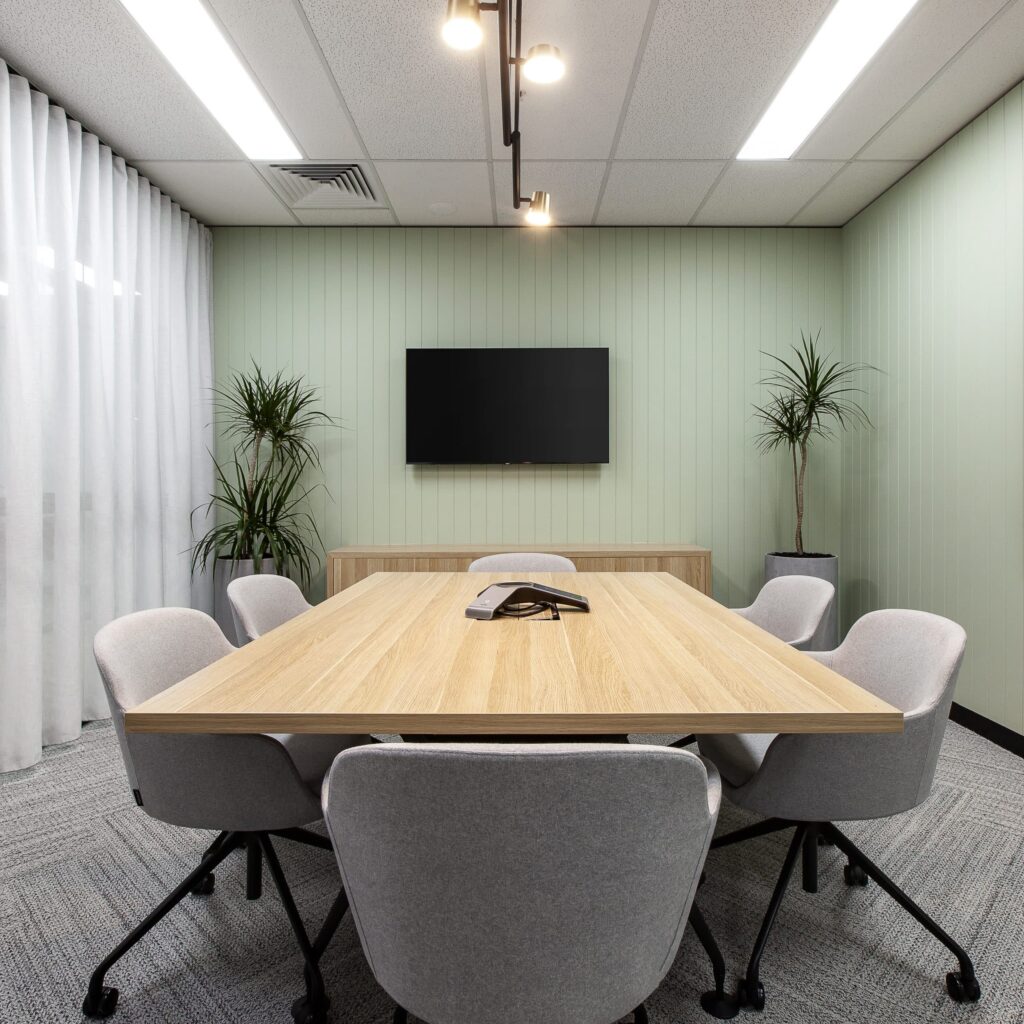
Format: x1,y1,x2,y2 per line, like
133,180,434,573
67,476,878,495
1,721,1022,1024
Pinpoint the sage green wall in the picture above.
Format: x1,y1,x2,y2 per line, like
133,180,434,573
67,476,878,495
842,82,1024,732
212,226,844,605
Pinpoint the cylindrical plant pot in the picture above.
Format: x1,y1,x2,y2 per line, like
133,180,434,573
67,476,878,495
764,553,839,651
214,556,276,645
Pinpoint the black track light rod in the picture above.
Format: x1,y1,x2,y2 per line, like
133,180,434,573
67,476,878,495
490,0,526,208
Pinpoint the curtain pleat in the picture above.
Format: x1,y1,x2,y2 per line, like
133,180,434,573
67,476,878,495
0,61,214,773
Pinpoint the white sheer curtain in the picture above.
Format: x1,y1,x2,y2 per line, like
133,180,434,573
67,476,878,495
0,62,214,773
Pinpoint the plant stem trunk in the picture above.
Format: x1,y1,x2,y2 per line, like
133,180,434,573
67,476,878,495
795,439,808,555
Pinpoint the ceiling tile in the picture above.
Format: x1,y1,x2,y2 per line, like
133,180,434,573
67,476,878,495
376,162,493,225
693,161,843,226
492,161,606,225
298,0,487,159
482,0,649,160
616,0,833,159
790,161,917,226
598,161,724,224
292,209,396,225
0,0,239,159
797,0,1006,160
132,162,296,225
860,0,1024,160
207,0,363,159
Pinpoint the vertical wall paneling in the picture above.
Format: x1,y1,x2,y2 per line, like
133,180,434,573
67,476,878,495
842,83,1024,733
213,226,845,609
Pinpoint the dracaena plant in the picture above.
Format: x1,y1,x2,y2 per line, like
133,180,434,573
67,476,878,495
191,362,337,589
754,330,876,556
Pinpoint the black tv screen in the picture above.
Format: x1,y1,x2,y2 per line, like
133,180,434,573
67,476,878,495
406,347,609,464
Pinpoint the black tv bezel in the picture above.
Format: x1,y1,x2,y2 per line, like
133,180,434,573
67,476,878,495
405,346,609,466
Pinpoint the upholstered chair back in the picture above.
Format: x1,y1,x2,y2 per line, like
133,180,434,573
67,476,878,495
323,743,721,1024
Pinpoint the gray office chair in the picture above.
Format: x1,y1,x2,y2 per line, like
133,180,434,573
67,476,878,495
228,572,312,643
665,574,836,753
322,742,739,1024
467,551,576,572
85,607,368,1024
730,574,835,650
698,609,980,1012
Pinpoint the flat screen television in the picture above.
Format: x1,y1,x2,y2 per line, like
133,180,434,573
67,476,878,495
406,347,609,465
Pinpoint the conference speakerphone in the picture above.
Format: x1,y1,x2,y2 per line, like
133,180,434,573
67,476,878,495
466,582,590,620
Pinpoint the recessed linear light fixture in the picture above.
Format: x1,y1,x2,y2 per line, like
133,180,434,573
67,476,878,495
442,0,564,227
738,0,921,160
117,0,300,161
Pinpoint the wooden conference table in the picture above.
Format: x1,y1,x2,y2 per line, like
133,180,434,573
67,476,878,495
126,572,902,737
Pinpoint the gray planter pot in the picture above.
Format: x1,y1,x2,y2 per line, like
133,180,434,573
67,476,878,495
764,553,838,651
214,556,276,645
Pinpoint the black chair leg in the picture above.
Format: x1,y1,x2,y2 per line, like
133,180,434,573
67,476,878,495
669,734,696,749
633,1004,649,1024
82,831,241,1019
393,1007,408,1023
801,823,819,893
736,824,808,1012
190,830,230,895
711,817,792,850
688,903,738,1019
311,886,350,962
246,834,263,900
257,833,330,1024
272,826,335,852
821,823,981,1004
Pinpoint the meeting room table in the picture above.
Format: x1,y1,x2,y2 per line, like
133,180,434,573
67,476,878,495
125,572,902,738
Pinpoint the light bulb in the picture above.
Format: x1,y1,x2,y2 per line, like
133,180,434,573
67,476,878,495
524,190,552,227
442,0,483,50
522,44,565,84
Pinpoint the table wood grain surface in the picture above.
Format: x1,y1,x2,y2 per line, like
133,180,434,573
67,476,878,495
125,572,902,736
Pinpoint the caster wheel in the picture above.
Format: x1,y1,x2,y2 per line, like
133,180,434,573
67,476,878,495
844,863,869,887
190,872,215,896
946,971,981,1003
82,985,119,1018
737,978,765,1012
291,995,329,1024
700,990,740,1020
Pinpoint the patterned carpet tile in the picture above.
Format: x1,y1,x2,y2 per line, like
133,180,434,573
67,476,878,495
0,720,1022,1023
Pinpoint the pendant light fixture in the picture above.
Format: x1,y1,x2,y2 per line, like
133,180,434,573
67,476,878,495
442,0,564,227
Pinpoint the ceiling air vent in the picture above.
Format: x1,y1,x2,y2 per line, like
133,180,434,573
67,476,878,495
262,163,382,210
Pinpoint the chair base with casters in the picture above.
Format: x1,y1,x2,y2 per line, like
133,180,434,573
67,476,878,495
710,817,981,1013
81,828,350,1024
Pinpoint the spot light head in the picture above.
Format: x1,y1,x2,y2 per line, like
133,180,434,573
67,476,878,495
442,0,483,50
524,190,552,227
522,43,565,84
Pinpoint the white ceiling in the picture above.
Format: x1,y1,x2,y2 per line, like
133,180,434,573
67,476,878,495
1,0,1022,227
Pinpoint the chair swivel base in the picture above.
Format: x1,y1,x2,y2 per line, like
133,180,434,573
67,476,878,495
711,818,982,1014
81,828,347,1022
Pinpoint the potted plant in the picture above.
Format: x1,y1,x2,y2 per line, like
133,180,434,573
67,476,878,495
753,330,876,648
192,362,337,641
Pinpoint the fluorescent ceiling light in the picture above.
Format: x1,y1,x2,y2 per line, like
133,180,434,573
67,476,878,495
738,0,920,160
117,0,300,160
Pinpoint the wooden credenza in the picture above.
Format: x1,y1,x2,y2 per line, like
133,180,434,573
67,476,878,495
326,544,712,597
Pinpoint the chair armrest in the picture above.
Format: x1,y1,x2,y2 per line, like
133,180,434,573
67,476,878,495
698,755,722,817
